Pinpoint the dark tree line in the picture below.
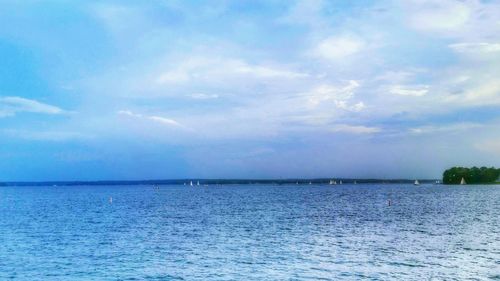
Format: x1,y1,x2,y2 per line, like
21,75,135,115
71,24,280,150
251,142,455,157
443,166,500,184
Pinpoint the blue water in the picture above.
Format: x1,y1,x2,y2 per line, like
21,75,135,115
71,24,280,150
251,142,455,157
0,184,499,280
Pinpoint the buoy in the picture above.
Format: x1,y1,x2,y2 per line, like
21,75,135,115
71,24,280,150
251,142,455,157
387,199,391,206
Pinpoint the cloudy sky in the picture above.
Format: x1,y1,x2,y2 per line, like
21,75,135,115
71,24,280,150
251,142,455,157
1,0,499,181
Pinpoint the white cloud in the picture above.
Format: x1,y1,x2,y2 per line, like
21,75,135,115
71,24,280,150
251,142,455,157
461,79,500,104
156,57,308,85
117,110,185,128
234,64,307,79
390,85,429,97
307,80,360,106
313,36,364,61
449,42,500,53
69,1,500,147
403,0,500,43
437,71,500,107
406,0,470,32
409,122,483,135
333,100,366,112
189,93,219,100
374,69,426,83
117,110,142,118
301,81,369,115
156,70,190,84
330,124,381,134
147,116,182,127
0,96,65,117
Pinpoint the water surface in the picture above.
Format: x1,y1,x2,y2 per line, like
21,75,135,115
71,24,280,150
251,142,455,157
0,184,498,280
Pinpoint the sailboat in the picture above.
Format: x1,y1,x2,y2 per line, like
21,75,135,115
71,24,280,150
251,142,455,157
354,180,357,185
460,177,466,185
414,180,420,185
339,180,343,185
190,181,193,187
197,181,200,186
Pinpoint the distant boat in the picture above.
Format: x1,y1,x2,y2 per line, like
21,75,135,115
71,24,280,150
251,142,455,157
339,180,343,185
190,181,193,187
197,181,200,186
460,177,466,185
354,180,357,185
414,180,420,185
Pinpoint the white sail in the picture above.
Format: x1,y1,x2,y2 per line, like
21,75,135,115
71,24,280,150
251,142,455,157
460,177,466,185
197,181,200,186
414,180,420,185
190,181,193,186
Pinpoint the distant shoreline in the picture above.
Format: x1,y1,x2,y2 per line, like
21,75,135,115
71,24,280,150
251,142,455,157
0,179,441,187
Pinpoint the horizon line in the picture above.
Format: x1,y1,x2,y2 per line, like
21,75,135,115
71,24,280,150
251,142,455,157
1,178,440,186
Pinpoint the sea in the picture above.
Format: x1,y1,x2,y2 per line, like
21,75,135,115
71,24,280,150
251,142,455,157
0,184,498,280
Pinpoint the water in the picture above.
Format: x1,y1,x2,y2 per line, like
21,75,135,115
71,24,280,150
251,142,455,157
0,184,498,280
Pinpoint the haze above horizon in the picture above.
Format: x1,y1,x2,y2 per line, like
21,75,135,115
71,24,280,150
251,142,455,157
1,0,499,181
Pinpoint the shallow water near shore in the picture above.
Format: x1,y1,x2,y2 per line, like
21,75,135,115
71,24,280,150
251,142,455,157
0,184,499,280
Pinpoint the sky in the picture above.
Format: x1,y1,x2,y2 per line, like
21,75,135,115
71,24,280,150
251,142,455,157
0,0,500,181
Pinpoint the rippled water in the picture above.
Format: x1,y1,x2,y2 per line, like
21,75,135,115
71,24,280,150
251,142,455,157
0,184,499,280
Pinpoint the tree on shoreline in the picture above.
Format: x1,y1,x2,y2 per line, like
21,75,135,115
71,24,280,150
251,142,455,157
443,166,500,184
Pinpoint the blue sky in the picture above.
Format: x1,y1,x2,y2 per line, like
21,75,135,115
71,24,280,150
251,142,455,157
1,0,500,181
